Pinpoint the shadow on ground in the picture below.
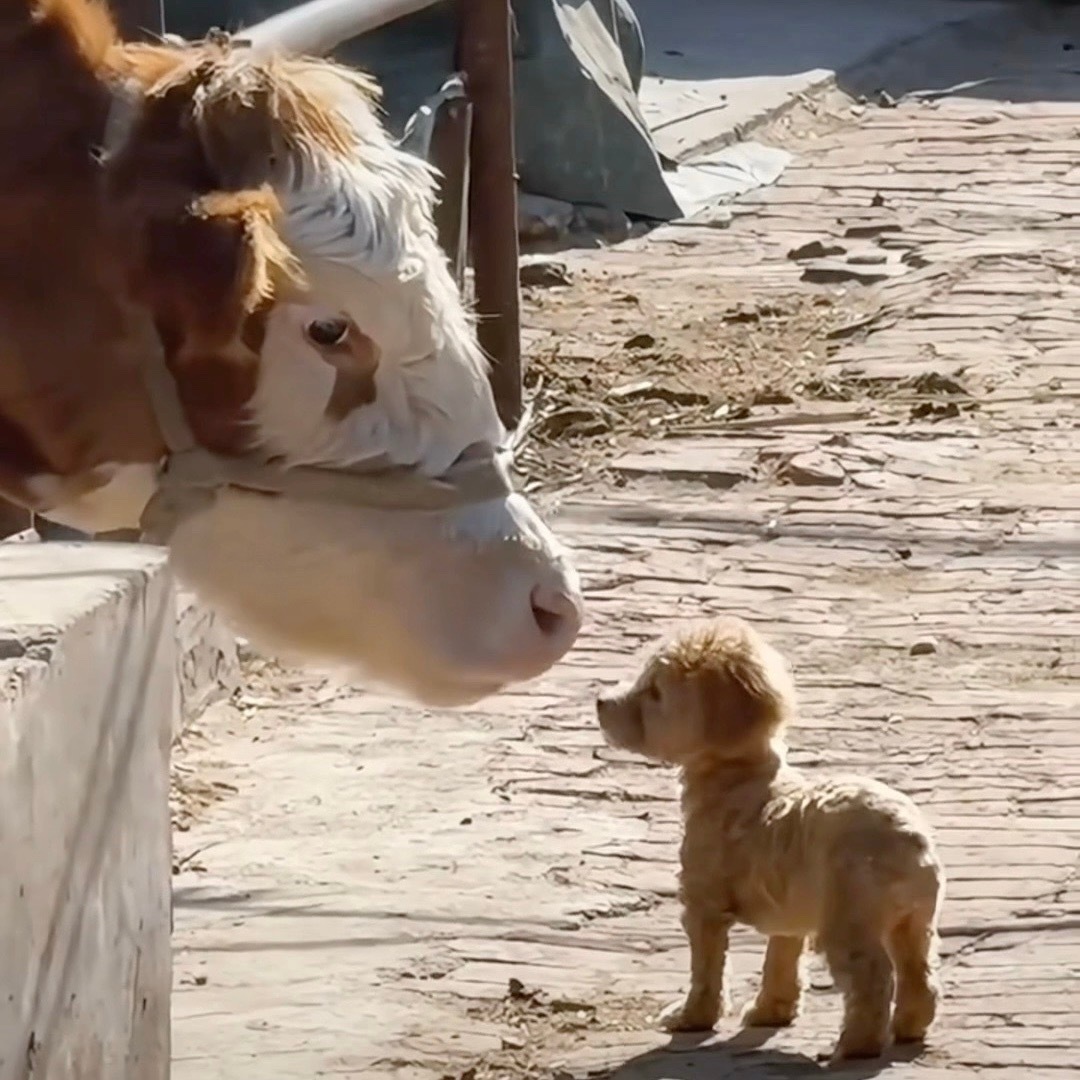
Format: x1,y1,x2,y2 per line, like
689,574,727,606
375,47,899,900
587,1026,926,1079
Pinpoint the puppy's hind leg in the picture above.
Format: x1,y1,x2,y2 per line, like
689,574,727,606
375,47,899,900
661,909,732,1033
742,936,803,1028
820,917,894,1062
887,906,942,1044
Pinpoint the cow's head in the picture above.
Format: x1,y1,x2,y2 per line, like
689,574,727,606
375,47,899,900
107,45,582,705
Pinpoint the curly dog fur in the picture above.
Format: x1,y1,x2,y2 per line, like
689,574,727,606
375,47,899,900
596,616,945,1063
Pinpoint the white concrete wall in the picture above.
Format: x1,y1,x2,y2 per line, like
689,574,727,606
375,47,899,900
0,531,240,741
0,544,175,1080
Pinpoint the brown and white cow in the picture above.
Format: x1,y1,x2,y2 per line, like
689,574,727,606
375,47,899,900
0,0,583,706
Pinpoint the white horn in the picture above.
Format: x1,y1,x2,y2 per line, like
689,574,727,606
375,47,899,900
238,0,442,59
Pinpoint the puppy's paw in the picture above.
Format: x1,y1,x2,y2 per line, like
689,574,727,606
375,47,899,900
740,995,800,1029
891,1013,932,1045
659,994,724,1033
829,1030,889,1064
891,986,939,1043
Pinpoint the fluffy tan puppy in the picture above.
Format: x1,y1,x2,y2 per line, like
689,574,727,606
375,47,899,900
596,616,945,1063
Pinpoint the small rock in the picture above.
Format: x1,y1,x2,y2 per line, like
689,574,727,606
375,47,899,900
788,239,846,261
608,378,656,401
623,332,656,351
911,371,967,396
910,637,938,656
501,1032,527,1050
537,405,611,439
550,997,595,1014
607,379,708,407
781,450,846,486
800,258,903,285
573,202,631,241
518,192,575,241
519,255,571,288
690,204,733,229
911,400,961,421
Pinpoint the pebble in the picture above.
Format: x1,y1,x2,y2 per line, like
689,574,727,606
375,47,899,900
519,256,572,288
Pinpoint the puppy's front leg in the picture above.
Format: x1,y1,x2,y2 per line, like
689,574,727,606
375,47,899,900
661,908,732,1032
741,935,803,1027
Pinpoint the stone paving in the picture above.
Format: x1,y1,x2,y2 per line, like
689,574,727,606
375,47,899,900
171,20,1079,1080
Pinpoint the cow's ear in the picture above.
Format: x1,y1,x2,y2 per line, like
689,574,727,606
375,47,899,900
133,188,304,349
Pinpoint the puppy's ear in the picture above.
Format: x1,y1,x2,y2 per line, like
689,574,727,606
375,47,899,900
697,644,792,751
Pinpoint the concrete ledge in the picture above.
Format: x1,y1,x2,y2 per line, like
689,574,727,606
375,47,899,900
0,532,239,741
0,544,174,1080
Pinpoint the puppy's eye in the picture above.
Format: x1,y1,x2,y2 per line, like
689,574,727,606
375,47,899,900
644,683,661,702
306,318,349,348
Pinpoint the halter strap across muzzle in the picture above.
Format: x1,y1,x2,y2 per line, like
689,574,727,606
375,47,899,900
138,338,514,544
101,70,513,546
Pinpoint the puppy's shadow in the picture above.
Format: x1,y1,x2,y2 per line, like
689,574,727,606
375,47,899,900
589,1027,924,1079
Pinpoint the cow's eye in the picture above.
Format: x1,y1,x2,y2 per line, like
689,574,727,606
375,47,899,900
306,318,349,347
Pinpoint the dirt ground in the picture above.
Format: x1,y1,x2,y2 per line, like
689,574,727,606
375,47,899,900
170,17,1079,1080
513,90,987,497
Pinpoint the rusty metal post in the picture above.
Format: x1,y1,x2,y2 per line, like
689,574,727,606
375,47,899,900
459,0,522,429
110,0,165,38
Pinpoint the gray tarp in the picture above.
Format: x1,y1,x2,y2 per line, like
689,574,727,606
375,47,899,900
165,0,681,221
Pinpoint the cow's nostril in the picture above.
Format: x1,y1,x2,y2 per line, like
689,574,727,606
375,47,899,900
530,585,581,639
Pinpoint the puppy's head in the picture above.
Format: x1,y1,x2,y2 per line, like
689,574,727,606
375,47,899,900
596,616,795,767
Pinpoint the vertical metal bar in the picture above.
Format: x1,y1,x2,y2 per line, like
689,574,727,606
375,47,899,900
429,96,473,290
459,0,522,429
110,0,165,39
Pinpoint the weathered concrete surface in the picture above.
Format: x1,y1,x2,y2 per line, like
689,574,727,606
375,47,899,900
0,530,238,739
0,545,175,1080
171,13,1080,1080
175,588,239,739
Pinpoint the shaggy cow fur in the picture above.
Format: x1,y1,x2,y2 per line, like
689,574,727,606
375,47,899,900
0,0,583,706
596,616,945,1062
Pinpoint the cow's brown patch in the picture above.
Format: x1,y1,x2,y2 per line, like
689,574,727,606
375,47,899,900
111,94,306,457
129,189,302,347
0,0,164,508
323,324,381,420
